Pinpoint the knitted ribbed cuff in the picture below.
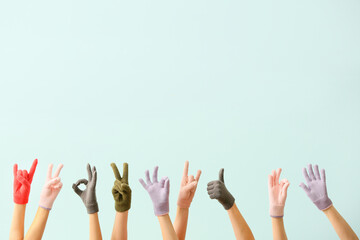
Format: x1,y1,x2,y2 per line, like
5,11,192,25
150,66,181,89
314,197,332,211
154,202,169,216
87,203,99,214
115,202,131,212
39,205,52,211
222,196,235,210
270,205,284,218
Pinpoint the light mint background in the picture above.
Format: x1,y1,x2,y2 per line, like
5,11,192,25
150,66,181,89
0,0,359,239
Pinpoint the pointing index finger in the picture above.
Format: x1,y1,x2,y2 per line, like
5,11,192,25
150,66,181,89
29,159,38,182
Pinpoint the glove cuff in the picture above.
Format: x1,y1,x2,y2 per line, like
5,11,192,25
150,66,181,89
314,196,332,211
154,202,169,216
177,199,190,209
115,202,131,212
39,200,53,210
39,205,52,211
87,203,99,214
14,197,29,205
270,205,284,218
222,195,235,210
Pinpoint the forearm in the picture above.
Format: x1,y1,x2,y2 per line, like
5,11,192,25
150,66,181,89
227,203,255,240
173,207,189,240
157,214,178,240
271,217,287,240
111,211,128,240
323,206,359,240
24,207,49,240
89,213,102,240
10,204,26,240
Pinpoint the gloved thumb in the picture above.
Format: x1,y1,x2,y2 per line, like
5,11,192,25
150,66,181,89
219,168,225,183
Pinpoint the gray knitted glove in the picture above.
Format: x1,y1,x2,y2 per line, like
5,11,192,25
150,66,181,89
72,163,99,214
207,168,235,210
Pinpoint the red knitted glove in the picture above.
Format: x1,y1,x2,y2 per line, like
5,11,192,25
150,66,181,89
13,159,38,204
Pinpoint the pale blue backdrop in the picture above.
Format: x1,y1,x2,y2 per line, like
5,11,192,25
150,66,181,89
0,0,359,239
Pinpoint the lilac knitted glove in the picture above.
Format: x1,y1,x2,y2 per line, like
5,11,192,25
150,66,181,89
300,164,332,211
139,166,170,216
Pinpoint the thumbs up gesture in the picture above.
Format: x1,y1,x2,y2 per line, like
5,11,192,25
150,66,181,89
207,168,235,210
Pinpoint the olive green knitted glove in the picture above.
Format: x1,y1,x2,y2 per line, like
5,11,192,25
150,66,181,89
111,162,131,212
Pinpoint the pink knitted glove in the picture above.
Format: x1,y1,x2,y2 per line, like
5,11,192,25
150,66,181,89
268,168,290,218
39,164,64,210
177,161,201,208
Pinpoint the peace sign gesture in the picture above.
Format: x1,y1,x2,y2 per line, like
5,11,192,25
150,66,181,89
111,162,131,212
13,159,38,204
39,163,64,210
177,161,201,208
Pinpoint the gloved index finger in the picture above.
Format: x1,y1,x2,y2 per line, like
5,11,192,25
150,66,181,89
28,159,38,182
302,167,311,183
111,163,121,180
47,164,54,179
308,164,316,180
219,168,225,183
73,179,88,196
122,163,128,183
74,178,88,186
92,167,97,186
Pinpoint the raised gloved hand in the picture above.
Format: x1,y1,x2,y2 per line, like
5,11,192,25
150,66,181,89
177,161,201,208
39,164,64,210
268,168,290,218
111,162,131,212
207,168,235,210
13,159,38,204
72,164,99,214
300,164,332,211
139,166,170,216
